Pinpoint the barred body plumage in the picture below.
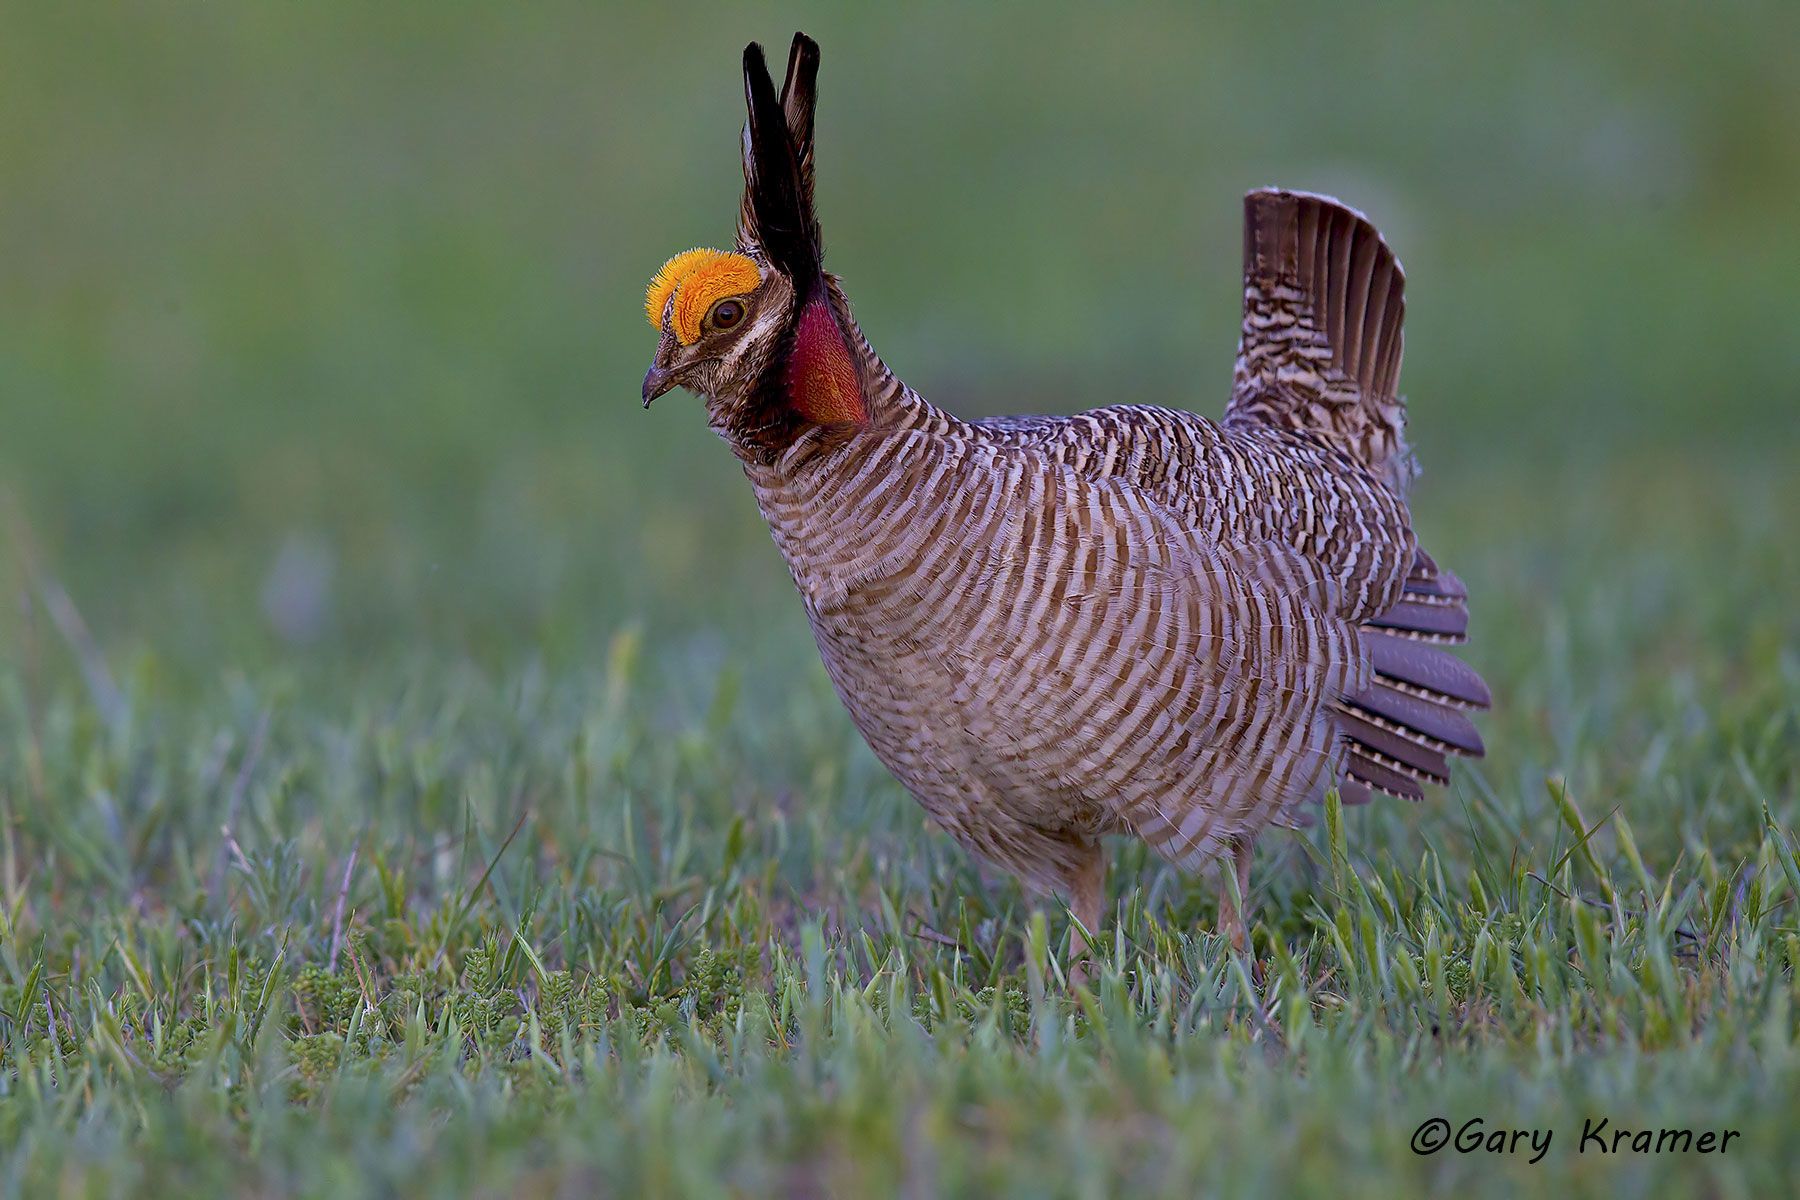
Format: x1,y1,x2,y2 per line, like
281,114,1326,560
642,34,1490,949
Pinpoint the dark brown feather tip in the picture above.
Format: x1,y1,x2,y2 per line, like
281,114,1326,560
779,33,821,193
1346,752,1427,803
741,41,820,281
1346,685,1485,757
1368,599,1469,641
1337,711,1451,784
1366,630,1492,709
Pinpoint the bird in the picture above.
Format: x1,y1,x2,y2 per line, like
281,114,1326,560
640,33,1489,968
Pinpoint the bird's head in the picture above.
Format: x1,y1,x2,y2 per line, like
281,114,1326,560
641,33,868,461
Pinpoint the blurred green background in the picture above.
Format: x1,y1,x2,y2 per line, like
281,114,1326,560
3,5,1800,1192
3,0,1795,683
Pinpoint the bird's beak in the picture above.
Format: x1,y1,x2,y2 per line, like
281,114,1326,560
641,364,677,408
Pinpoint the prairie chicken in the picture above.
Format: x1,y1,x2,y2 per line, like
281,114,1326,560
641,34,1489,958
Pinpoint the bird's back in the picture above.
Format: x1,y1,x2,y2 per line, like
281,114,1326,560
973,404,1417,621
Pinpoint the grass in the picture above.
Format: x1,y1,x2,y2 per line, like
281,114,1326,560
7,457,1799,1197
3,2,1799,1196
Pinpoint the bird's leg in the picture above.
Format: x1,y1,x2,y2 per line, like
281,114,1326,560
1218,835,1255,952
1064,841,1106,987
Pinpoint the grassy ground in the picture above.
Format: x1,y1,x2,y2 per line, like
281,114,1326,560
3,2,1798,1196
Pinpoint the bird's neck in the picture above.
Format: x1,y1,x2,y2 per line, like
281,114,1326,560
714,278,954,467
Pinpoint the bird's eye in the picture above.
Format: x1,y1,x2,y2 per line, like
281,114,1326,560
709,299,745,330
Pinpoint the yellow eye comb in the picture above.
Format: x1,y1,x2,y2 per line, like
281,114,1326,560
645,248,762,346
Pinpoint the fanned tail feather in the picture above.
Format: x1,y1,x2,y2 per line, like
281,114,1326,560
1229,194,1489,805
1229,188,1415,494
1335,549,1489,803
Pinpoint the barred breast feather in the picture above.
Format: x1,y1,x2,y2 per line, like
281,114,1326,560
749,419,1368,879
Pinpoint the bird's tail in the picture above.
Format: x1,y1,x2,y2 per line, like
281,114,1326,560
1228,191,1488,802
1227,189,1415,494
1334,548,1489,805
